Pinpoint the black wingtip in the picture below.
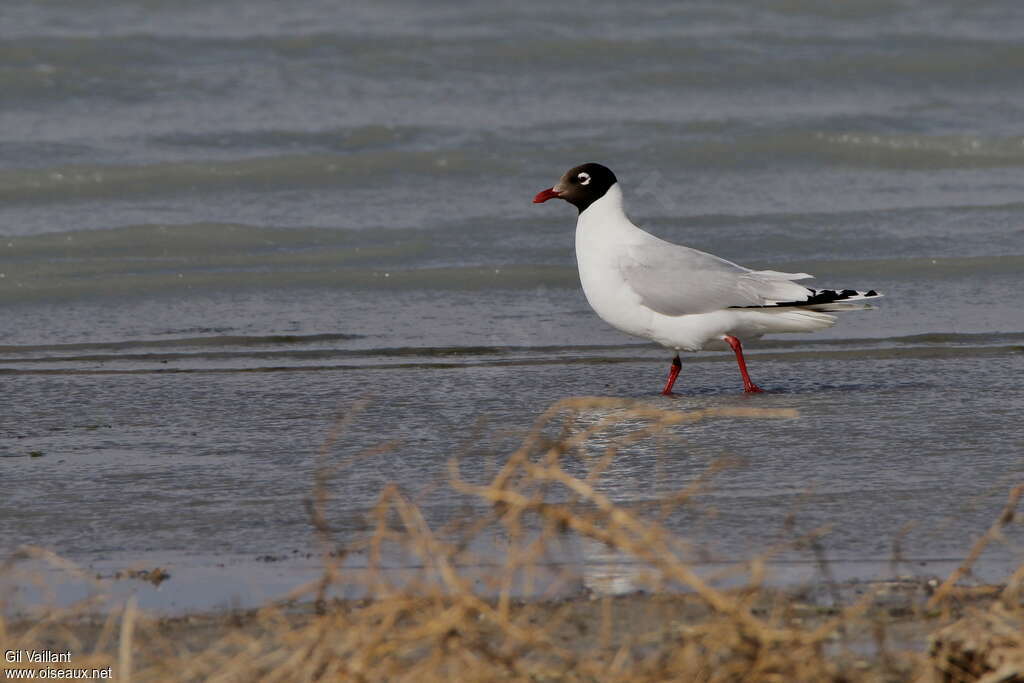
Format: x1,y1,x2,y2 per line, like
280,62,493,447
729,287,883,309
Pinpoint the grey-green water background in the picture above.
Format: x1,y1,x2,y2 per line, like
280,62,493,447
1,0,1023,611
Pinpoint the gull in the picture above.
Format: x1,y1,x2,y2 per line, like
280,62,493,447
533,163,881,394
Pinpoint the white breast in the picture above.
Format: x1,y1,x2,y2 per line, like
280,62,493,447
569,182,842,353
573,185,655,340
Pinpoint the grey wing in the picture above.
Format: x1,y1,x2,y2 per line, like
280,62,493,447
620,240,815,316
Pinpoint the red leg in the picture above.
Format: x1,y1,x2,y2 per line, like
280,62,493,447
723,335,764,393
661,354,682,396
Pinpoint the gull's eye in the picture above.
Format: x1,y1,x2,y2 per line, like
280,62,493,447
577,172,591,185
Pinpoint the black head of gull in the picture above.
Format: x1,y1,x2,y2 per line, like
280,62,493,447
533,162,618,214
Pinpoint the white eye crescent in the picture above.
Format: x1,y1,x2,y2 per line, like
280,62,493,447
577,172,591,185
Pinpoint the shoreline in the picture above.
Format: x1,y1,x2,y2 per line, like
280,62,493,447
4,546,1019,616
3,575,1021,681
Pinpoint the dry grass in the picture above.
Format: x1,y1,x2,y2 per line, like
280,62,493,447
2,397,1022,682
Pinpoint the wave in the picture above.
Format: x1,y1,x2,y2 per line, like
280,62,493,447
2,330,1021,361
3,254,1018,303
148,124,428,154
4,128,1022,208
0,149,476,204
809,132,1024,169
0,332,361,355
8,331,1024,358
776,254,1024,278
2,130,1022,208
6,28,1024,116
655,131,1024,171
0,222,425,261
5,330,1022,356
0,265,578,304
8,30,1024,71
0,222,1020,302
1,336,1020,376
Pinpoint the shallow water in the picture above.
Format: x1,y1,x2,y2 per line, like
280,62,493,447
2,0,1023,611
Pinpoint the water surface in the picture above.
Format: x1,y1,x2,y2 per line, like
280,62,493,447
2,0,1023,611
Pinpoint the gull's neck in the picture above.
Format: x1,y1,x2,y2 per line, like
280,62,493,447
577,183,635,233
